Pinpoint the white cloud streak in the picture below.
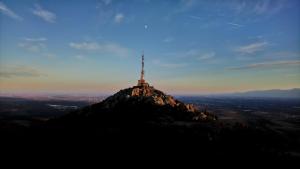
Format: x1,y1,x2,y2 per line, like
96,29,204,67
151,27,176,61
176,0,197,13
253,0,284,15
178,49,216,61
0,65,45,78
236,41,268,54
69,42,99,50
18,37,47,52
227,60,300,70
233,0,285,16
163,37,174,43
188,15,202,20
227,22,243,28
197,52,215,60
269,51,300,58
153,59,187,68
165,0,197,20
114,13,124,23
32,4,56,23
75,55,86,60
102,0,112,5
23,37,47,42
0,2,22,20
69,42,130,57
18,42,46,52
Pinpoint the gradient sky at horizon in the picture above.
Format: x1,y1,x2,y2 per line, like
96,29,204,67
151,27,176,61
0,0,300,95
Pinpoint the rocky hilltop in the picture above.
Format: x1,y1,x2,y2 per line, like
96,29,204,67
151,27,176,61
103,85,204,117
46,53,216,132
49,85,216,130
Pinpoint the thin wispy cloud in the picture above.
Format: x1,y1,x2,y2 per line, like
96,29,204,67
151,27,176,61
18,42,46,52
0,65,45,78
0,1,22,20
197,52,215,60
233,0,246,14
102,0,112,5
232,0,285,16
96,0,112,9
69,42,130,57
114,13,124,23
270,51,299,58
18,38,56,60
23,37,47,42
32,4,56,23
163,37,174,43
75,55,84,59
178,49,216,61
253,0,284,15
285,73,298,77
176,0,197,13
227,22,243,28
236,41,268,54
69,42,99,50
227,60,300,70
95,0,115,25
239,51,300,61
44,53,56,59
188,15,202,20
181,49,200,58
248,35,264,40
165,0,197,20
18,37,47,52
153,59,187,68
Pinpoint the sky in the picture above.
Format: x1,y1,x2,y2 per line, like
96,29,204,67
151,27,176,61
0,0,300,95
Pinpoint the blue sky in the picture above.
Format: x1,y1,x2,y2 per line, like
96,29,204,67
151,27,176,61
0,0,299,95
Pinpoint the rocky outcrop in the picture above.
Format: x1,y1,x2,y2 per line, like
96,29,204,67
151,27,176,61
98,85,215,121
50,85,216,131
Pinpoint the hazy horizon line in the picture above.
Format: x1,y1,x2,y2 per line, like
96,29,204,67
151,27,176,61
0,87,299,97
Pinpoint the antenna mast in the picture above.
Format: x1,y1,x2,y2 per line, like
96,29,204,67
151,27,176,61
137,51,149,87
141,51,145,81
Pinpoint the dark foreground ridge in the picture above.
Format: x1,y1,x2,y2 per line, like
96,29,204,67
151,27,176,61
49,85,217,128
1,85,299,162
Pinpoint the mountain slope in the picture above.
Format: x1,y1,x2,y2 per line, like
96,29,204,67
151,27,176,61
49,85,216,130
3,86,298,161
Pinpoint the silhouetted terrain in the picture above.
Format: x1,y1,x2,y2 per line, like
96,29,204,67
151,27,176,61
0,89,299,162
180,96,300,124
0,97,90,127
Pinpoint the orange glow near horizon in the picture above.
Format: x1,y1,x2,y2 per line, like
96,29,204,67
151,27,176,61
1,77,300,95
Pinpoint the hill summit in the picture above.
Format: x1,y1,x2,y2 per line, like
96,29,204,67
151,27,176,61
100,85,215,121
53,84,216,130
50,53,216,129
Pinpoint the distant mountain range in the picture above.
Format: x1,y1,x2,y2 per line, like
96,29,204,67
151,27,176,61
226,88,300,98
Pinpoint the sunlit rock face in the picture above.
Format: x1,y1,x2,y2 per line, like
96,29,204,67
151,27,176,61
105,86,187,109
98,85,216,121
51,85,216,131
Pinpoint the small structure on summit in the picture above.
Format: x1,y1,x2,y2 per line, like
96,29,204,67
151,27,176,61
137,52,150,87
